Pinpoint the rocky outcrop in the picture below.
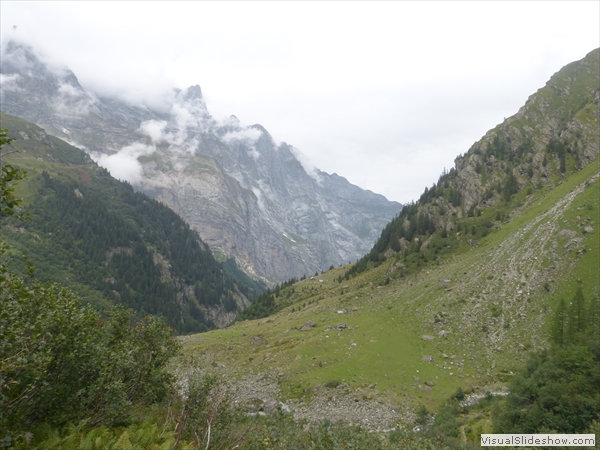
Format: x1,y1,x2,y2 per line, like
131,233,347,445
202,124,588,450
376,48,599,256
451,48,600,213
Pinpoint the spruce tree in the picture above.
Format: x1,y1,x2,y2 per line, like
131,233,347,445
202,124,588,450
551,298,568,347
567,287,587,343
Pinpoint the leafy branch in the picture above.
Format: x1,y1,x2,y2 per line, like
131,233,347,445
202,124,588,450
0,129,29,221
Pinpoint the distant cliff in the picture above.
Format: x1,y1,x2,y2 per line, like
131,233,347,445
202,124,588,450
0,40,401,282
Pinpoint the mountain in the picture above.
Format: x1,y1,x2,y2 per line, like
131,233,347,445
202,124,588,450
174,49,599,430
0,112,263,333
0,40,401,283
348,48,599,277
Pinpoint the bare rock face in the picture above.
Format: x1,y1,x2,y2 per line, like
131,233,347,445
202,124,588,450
135,113,401,282
1,41,401,282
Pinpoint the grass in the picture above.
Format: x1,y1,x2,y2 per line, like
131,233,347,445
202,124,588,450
179,156,599,425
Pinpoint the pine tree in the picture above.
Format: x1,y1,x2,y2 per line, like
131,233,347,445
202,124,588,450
551,298,568,347
587,294,600,359
567,287,587,343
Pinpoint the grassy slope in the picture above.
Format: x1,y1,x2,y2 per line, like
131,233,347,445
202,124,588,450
180,157,598,424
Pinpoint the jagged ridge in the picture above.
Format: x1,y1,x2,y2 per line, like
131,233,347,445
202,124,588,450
0,40,401,282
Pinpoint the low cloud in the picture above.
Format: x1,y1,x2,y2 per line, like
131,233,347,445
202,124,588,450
91,142,155,185
139,119,168,143
1,38,44,74
135,90,212,155
0,73,22,91
221,127,262,144
53,81,97,117
288,145,322,184
251,187,265,211
256,179,274,202
221,127,263,160
169,90,212,152
247,149,260,160
1,37,83,88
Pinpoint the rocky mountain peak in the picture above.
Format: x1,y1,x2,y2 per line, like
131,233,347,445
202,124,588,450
2,40,82,90
1,41,401,282
184,84,203,100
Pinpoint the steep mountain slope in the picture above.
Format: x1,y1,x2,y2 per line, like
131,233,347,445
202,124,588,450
175,50,599,428
0,112,261,333
349,48,599,276
0,40,401,282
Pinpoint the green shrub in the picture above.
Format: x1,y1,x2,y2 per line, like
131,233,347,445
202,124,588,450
324,380,341,389
0,249,179,440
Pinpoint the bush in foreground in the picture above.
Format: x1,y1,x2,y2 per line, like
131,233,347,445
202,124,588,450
0,248,179,445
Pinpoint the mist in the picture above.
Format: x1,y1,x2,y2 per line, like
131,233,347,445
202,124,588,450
1,1,598,202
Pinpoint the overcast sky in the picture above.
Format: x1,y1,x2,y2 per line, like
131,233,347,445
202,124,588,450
1,2,598,203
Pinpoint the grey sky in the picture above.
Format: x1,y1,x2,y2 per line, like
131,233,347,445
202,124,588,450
1,1,598,203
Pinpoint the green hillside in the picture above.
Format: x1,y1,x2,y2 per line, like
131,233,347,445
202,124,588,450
174,49,600,437
0,112,264,334
180,157,597,417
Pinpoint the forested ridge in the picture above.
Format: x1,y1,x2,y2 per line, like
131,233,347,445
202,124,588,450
0,112,264,333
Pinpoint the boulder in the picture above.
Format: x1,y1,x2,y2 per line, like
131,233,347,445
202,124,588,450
250,336,267,345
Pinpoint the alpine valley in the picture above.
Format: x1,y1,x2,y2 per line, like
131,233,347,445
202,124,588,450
0,111,260,333
1,40,599,448
173,48,599,436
